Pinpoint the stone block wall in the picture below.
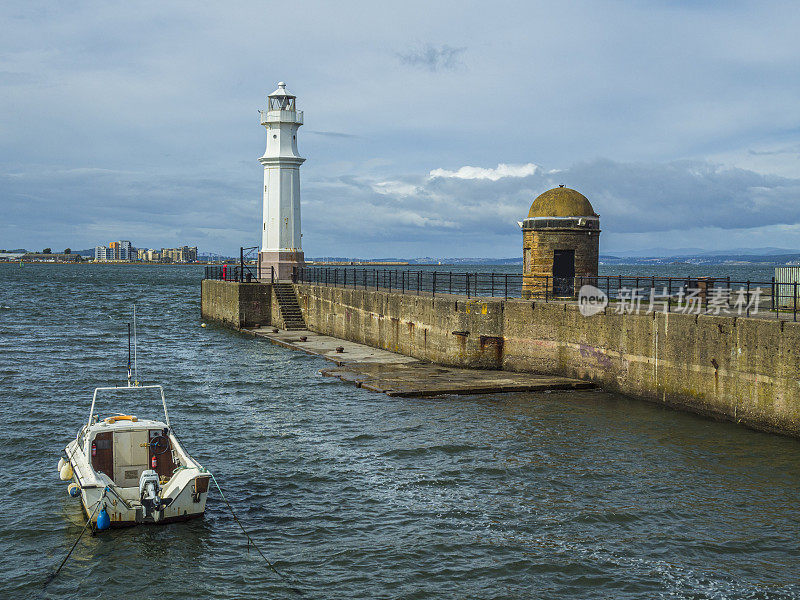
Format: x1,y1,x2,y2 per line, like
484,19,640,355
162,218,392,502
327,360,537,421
200,280,273,329
295,283,800,437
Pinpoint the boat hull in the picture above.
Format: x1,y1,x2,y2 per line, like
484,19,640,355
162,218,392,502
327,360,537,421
79,499,205,527
76,477,209,527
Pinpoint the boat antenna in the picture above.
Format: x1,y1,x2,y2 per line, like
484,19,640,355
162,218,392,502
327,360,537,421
133,304,139,386
127,322,132,387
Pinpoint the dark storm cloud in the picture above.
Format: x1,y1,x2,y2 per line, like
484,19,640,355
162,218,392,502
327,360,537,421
0,167,260,251
565,159,800,233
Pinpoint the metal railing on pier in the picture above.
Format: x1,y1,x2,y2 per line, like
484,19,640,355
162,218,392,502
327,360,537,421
294,266,800,322
204,246,274,283
297,266,526,299
205,264,271,283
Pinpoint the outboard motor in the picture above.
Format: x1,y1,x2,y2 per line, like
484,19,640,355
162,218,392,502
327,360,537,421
139,469,163,518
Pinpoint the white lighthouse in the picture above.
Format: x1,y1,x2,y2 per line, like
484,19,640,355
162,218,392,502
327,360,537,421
258,82,305,281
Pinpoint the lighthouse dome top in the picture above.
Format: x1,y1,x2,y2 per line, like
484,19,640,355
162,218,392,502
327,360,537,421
527,185,597,219
269,82,295,98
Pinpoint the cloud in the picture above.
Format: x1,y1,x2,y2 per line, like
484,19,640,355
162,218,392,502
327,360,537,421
397,44,466,72
0,71,37,85
748,145,800,156
300,158,800,256
372,180,419,196
307,130,361,139
429,163,539,181
3,2,800,257
567,159,800,233
5,152,800,258
0,164,260,252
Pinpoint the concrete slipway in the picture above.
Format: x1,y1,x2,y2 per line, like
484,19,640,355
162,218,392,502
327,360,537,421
244,327,594,397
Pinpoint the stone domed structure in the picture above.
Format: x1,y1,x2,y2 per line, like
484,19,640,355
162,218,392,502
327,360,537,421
521,185,600,299
527,186,597,219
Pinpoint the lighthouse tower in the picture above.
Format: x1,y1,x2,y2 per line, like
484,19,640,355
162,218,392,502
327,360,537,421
258,82,305,281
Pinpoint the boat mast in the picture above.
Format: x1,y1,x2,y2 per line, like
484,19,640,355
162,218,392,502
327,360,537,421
133,305,138,386
127,323,132,387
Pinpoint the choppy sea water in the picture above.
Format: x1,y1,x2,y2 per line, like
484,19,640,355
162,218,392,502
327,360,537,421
1,263,799,599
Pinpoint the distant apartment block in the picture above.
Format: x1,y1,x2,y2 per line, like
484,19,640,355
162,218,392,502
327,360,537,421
94,241,197,263
95,240,134,261
160,246,198,263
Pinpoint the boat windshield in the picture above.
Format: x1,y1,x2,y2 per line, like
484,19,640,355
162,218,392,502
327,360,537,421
88,385,171,428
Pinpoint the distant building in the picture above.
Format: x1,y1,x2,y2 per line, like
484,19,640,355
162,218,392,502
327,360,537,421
95,240,136,261
119,240,133,260
160,246,198,263
22,252,80,263
94,242,196,263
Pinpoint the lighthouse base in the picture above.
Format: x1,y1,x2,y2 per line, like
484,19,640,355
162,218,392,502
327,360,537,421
259,250,305,282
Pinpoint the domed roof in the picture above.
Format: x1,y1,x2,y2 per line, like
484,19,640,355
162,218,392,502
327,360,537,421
527,186,597,218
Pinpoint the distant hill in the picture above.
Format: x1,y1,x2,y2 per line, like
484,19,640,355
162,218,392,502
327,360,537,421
309,257,523,265
600,252,800,266
604,247,799,259
309,252,800,267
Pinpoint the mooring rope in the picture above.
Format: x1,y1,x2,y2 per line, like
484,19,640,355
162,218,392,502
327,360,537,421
43,487,106,590
169,427,304,595
208,471,304,596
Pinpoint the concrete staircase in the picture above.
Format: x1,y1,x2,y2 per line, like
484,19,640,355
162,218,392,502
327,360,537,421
273,283,307,330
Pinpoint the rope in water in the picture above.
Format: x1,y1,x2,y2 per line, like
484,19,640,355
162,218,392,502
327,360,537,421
43,487,106,590
208,471,304,596
168,427,304,595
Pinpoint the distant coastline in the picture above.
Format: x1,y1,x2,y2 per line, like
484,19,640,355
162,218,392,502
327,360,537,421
5,260,212,266
3,250,798,267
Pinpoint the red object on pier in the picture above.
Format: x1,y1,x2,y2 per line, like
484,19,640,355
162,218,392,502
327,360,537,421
222,264,227,280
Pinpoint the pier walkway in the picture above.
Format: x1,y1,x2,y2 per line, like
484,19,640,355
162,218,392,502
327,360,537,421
245,326,593,398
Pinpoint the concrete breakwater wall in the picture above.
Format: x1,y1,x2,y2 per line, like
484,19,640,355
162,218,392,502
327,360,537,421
201,279,274,328
294,283,800,437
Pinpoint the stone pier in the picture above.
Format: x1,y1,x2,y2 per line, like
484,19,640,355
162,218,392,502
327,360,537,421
201,279,800,437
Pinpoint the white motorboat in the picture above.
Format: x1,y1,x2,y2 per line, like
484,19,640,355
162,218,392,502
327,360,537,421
58,384,210,528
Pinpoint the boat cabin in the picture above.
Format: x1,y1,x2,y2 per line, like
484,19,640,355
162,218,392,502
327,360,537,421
80,417,179,488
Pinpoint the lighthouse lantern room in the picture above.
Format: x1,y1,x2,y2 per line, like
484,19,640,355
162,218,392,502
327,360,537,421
258,82,305,281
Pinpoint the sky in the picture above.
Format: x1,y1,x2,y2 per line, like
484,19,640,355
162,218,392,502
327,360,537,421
2,1,800,258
